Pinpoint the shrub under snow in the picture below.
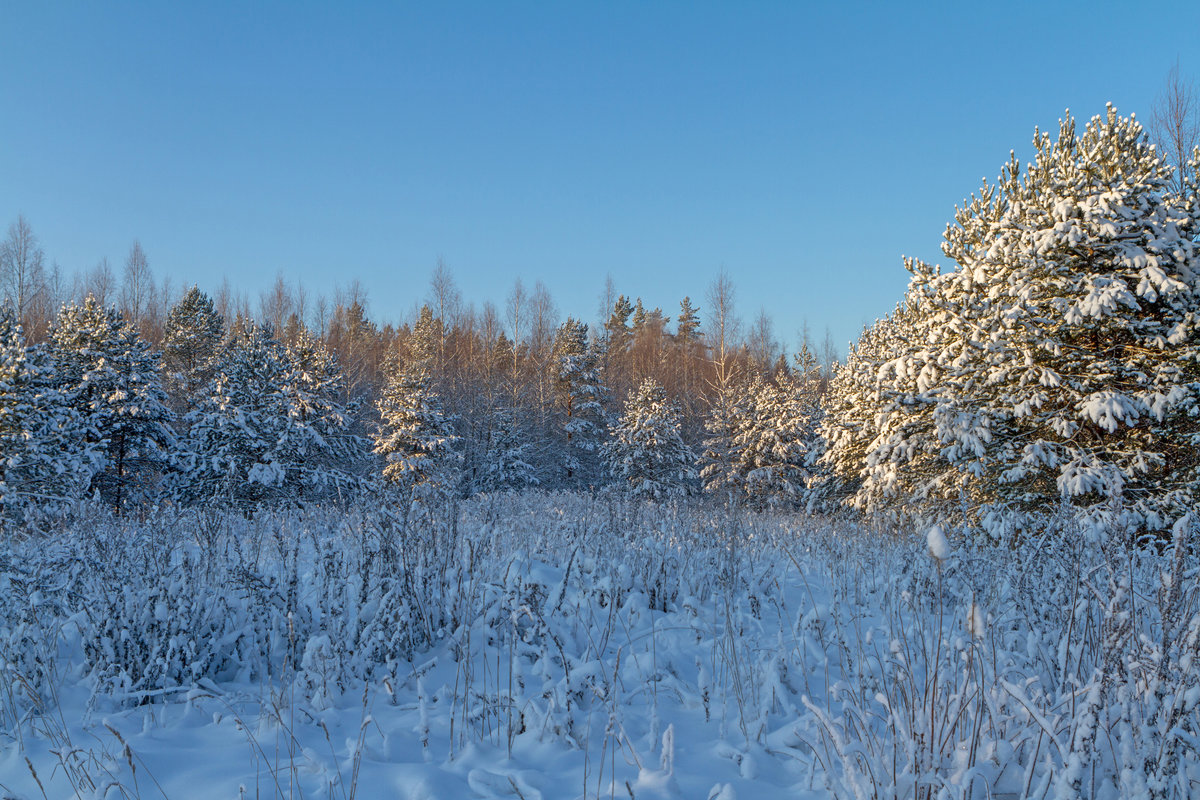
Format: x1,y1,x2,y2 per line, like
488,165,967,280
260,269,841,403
0,496,1197,798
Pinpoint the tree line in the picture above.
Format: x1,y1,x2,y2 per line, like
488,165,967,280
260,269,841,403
4,92,1199,536
1,227,839,521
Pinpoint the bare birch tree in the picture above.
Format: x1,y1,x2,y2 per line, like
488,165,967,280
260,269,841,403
0,216,47,332
1150,60,1199,193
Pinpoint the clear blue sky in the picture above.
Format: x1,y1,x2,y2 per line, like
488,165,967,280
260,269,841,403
2,1,1197,355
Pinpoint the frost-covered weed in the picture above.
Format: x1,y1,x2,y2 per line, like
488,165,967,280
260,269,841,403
797,513,1200,800
1,496,1198,798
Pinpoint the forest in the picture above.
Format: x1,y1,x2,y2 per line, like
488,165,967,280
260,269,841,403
1,207,839,521
5,109,1197,537
1,105,1199,798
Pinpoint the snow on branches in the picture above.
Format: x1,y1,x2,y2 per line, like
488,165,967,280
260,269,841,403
821,107,1200,534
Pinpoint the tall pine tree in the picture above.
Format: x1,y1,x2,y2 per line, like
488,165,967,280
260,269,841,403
848,107,1200,533
50,297,174,512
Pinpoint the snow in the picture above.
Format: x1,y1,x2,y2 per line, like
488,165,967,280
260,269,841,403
2,494,1196,798
927,524,950,561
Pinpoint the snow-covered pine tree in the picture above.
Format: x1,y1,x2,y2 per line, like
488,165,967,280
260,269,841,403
698,379,747,499
374,306,461,493
162,286,224,410
730,370,813,508
857,107,1200,533
50,297,174,512
178,321,366,510
811,311,911,513
699,346,826,508
551,318,606,487
0,307,90,520
604,377,695,500
764,345,825,504
284,327,371,501
476,406,539,493
176,321,294,509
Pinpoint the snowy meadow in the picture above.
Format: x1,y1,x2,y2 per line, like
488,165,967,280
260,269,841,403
1,494,1197,799
3,102,1200,799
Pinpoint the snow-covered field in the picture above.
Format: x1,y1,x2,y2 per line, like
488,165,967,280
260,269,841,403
1,494,1197,799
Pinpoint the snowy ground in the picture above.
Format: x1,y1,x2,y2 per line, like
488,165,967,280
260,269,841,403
1,494,1197,799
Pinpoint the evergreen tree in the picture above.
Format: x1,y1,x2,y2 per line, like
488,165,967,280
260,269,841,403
675,296,700,348
374,306,461,492
176,323,293,509
601,295,635,406
811,312,910,512
551,318,606,486
734,354,821,508
849,107,1200,532
50,297,174,512
178,322,365,510
327,298,385,403
631,299,647,333
0,308,89,519
285,327,371,500
698,379,748,499
604,295,634,355
604,378,694,500
672,295,705,435
162,286,224,410
476,407,539,493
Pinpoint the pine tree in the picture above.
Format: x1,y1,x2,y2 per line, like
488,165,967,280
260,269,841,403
176,322,293,509
178,322,366,510
758,347,824,505
285,327,371,501
477,407,539,493
602,295,635,405
726,375,807,508
162,286,224,410
604,378,694,500
699,379,748,499
374,306,461,492
604,295,634,356
675,296,700,348
812,312,911,512
551,318,606,486
0,308,89,520
50,297,174,512
850,107,1200,532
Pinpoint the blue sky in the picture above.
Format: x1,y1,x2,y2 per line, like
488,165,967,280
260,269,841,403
2,1,1197,355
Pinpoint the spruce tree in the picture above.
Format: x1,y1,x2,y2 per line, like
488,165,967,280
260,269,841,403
178,322,366,510
699,380,747,499
374,306,461,492
176,322,294,509
477,407,538,493
604,378,694,500
551,318,606,486
285,327,371,501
